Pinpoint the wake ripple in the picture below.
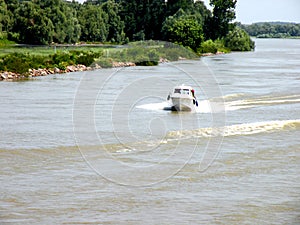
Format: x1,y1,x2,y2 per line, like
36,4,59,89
167,119,300,139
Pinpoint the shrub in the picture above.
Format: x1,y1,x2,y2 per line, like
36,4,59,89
159,44,197,61
199,40,218,54
0,53,30,74
136,61,158,66
76,51,102,66
29,55,49,69
52,51,73,65
224,27,255,51
95,58,112,68
57,61,69,70
0,32,16,46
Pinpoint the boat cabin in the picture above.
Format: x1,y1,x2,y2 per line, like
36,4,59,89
172,85,195,98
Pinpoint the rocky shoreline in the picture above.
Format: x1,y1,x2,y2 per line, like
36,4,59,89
200,51,225,56
0,58,174,81
0,62,136,81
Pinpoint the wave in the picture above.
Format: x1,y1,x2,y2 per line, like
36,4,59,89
224,94,300,111
2,119,299,154
167,119,300,139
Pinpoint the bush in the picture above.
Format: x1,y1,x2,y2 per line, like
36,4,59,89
57,61,69,70
70,50,102,66
0,53,30,74
0,32,16,46
95,58,112,68
29,55,49,69
0,49,103,74
52,51,74,65
159,43,197,61
199,40,218,54
224,27,255,51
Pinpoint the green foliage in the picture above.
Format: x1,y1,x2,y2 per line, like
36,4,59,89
240,22,300,38
0,32,15,46
95,58,112,68
100,1,125,43
213,39,231,53
0,53,31,73
166,0,194,17
199,40,218,54
0,0,255,55
109,41,196,64
51,50,102,66
51,52,75,66
78,4,108,42
0,0,12,32
160,43,197,60
162,13,204,52
119,0,167,41
205,0,237,40
0,49,104,74
36,0,81,43
13,1,54,44
133,48,159,66
224,27,255,51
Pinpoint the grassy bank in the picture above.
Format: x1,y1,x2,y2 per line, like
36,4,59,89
0,41,199,80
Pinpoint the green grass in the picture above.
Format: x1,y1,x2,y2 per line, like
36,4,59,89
0,45,115,57
0,41,199,75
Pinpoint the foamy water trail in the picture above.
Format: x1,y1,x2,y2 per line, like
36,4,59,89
136,101,171,111
167,119,300,139
113,119,300,153
224,94,300,111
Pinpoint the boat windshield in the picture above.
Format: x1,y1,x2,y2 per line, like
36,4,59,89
174,88,181,93
174,88,190,95
182,89,190,95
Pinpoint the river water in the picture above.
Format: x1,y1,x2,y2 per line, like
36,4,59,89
1,39,299,224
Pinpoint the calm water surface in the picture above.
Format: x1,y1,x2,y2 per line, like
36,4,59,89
0,39,300,224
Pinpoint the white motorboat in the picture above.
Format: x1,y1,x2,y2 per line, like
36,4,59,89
167,84,198,111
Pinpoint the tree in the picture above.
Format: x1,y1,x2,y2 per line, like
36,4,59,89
241,22,300,38
37,0,81,43
0,0,12,32
78,4,108,42
188,0,211,26
166,0,194,16
205,0,236,40
119,0,139,40
143,0,167,40
119,0,168,41
13,1,54,44
162,11,204,51
224,26,254,51
101,0,125,43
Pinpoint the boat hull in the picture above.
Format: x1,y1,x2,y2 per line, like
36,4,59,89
171,97,195,111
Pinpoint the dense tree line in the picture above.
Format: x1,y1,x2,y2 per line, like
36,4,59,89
240,22,300,38
0,0,253,52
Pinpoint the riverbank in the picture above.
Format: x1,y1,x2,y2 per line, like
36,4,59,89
0,64,91,81
0,52,221,81
0,41,195,81
0,40,232,82
0,62,137,81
